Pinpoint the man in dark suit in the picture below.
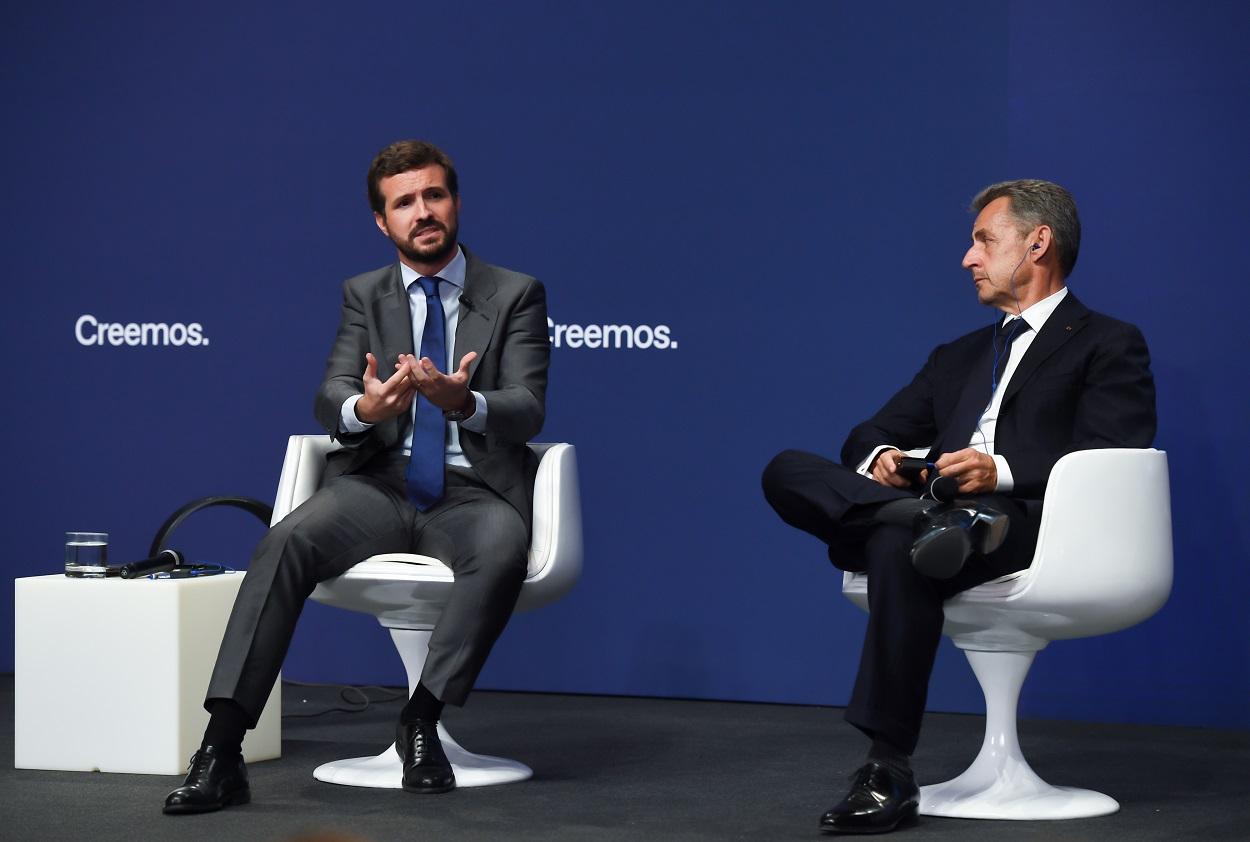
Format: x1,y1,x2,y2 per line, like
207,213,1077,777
762,180,1155,834
164,140,550,813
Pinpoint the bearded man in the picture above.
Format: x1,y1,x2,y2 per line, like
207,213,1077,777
164,139,550,813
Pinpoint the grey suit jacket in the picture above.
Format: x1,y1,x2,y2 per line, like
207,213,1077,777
312,246,550,530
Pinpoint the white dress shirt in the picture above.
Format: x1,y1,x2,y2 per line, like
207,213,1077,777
337,246,488,468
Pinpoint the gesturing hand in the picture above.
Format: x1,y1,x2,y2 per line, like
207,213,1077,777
397,351,479,414
870,449,919,489
934,448,998,495
354,352,419,424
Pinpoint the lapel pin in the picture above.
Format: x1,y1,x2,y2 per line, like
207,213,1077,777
1065,325,1072,331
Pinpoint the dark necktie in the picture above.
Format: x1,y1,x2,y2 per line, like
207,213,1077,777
928,318,1032,459
406,276,447,510
991,317,1030,394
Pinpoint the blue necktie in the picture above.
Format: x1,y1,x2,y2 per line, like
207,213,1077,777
406,276,447,510
991,317,1030,394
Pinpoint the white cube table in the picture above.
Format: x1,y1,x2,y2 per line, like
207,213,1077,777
14,572,281,775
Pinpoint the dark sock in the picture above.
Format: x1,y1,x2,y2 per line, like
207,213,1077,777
873,498,934,528
203,699,249,756
868,735,912,776
401,683,444,724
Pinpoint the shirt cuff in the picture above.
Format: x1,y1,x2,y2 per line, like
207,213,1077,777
856,445,899,477
992,454,1014,493
458,391,488,433
340,395,374,434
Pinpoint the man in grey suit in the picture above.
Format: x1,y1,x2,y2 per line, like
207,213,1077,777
164,140,550,813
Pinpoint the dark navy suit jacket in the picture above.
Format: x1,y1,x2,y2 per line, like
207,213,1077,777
841,291,1157,504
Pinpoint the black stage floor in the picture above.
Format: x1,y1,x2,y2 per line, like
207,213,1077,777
4,675,1247,841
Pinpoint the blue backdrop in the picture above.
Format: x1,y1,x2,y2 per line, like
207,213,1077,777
4,1,1247,732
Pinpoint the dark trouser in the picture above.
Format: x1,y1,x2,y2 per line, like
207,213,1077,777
205,452,528,726
761,449,1039,755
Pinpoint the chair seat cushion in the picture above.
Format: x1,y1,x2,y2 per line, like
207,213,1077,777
341,556,453,582
342,552,543,581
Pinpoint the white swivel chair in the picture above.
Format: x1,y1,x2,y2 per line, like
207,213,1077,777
843,448,1172,820
272,436,582,788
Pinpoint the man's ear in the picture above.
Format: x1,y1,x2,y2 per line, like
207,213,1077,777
373,212,389,237
1030,225,1053,260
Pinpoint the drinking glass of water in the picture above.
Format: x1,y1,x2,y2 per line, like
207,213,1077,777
65,532,109,577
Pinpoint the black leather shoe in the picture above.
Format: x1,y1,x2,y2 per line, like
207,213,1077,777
910,501,1009,579
820,761,919,834
162,746,250,815
396,719,456,793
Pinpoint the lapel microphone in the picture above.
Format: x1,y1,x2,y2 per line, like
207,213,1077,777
458,294,475,311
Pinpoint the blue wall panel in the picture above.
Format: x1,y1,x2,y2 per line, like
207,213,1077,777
3,1,1246,730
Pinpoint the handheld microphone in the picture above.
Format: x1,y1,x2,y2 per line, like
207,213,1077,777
119,549,184,579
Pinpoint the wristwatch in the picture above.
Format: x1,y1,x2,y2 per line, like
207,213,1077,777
443,392,475,423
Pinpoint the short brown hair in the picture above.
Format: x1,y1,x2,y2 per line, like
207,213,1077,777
366,140,459,216
972,179,1081,278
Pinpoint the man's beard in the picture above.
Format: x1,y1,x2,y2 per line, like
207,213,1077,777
394,221,458,267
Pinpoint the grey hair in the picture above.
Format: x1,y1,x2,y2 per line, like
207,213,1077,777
972,179,1081,278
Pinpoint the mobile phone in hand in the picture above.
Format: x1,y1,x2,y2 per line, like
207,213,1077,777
895,457,933,481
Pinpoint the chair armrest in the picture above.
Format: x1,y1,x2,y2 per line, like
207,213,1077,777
272,435,339,525
1021,447,1172,619
522,443,583,604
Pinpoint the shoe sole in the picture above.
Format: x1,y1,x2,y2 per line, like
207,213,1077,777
401,780,456,794
162,786,251,815
971,509,1009,555
910,527,970,580
819,802,918,834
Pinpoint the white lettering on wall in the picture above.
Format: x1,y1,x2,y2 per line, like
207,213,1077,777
74,315,210,347
547,318,678,350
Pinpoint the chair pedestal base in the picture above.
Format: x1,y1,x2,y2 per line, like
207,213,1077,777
920,648,1119,820
920,773,1119,820
312,627,532,789
312,725,532,788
